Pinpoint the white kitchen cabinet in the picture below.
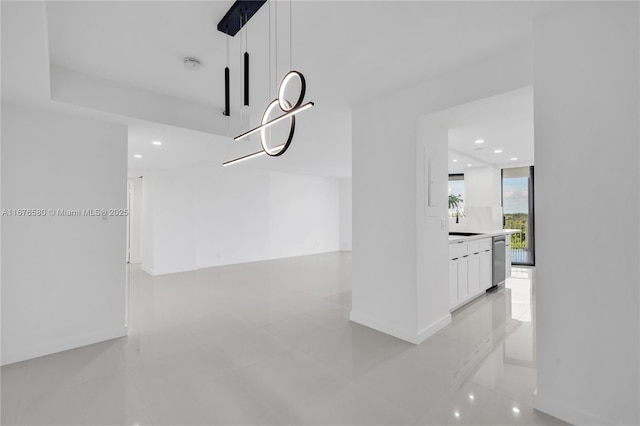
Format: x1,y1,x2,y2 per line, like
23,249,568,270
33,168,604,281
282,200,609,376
457,258,469,300
449,257,469,309
467,253,480,294
449,261,458,307
467,241,481,254
449,237,493,311
449,242,467,259
479,250,492,290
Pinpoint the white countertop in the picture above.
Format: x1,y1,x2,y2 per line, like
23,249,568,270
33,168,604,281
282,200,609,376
448,229,520,243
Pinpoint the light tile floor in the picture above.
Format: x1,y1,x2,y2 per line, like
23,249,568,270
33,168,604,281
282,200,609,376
1,254,567,425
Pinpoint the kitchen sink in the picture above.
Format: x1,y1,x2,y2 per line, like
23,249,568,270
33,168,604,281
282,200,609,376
448,232,486,236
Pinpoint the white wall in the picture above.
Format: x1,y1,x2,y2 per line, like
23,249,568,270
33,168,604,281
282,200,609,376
416,118,450,338
142,169,198,275
464,167,502,207
352,95,420,341
140,164,340,275
339,178,352,251
197,166,340,269
140,172,154,274
128,177,142,264
1,103,128,365
533,3,639,425
351,47,532,344
456,166,504,231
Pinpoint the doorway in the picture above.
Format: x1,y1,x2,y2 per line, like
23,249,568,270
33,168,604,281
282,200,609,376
502,166,535,265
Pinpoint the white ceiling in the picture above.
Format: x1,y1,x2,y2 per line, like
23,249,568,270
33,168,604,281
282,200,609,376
127,104,352,177
4,1,560,178
128,123,228,171
432,87,534,174
45,1,559,109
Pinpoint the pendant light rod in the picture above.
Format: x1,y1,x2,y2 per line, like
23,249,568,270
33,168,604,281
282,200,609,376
217,0,267,36
243,10,249,107
244,52,249,106
223,67,230,116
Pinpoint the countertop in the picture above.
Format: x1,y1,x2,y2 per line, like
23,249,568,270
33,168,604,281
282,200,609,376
448,229,520,243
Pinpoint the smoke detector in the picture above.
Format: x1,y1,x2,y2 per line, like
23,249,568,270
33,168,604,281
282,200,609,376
183,57,202,71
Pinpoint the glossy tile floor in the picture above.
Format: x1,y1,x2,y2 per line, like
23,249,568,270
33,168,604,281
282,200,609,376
1,253,568,425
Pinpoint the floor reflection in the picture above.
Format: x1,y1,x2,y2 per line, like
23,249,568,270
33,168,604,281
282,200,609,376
2,257,566,425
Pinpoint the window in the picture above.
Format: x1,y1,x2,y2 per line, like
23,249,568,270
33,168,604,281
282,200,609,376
448,174,465,218
502,166,535,265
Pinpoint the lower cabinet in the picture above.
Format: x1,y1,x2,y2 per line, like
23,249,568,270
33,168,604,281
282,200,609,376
467,254,480,295
449,257,468,308
449,261,458,304
479,250,492,289
449,237,493,311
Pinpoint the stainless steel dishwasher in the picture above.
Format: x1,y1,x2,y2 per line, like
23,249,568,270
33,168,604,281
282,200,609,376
492,235,506,288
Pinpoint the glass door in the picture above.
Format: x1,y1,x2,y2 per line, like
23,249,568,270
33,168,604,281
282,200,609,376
502,166,535,265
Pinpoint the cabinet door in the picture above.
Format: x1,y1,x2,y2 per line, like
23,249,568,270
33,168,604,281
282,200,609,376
480,250,492,290
449,261,458,308
468,254,480,294
458,257,469,299
505,242,512,279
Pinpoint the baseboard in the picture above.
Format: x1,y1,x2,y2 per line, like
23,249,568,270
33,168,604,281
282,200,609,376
534,392,614,426
196,249,343,270
140,264,154,275
145,251,344,276
350,310,450,344
415,314,451,344
149,265,198,276
1,326,127,366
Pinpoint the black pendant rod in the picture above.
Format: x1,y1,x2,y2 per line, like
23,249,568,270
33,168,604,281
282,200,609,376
219,1,265,115
243,10,249,107
224,67,230,117
244,52,249,107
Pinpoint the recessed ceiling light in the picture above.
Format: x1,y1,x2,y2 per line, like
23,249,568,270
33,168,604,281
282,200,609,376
474,139,485,144
134,154,142,158
452,159,458,163
152,140,162,146
454,411,460,418
512,407,520,414
510,157,518,161
467,163,472,167
468,394,475,401
494,149,503,153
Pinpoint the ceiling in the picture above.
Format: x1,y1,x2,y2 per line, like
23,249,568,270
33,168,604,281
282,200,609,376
45,1,560,109
433,87,534,174
4,1,560,178
127,104,352,177
128,123,227,172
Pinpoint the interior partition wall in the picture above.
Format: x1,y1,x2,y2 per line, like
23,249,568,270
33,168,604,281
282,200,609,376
501,166,535,265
